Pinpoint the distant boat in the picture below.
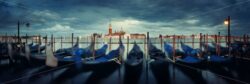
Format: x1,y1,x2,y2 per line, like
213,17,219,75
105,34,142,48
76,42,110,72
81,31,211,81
125,42,143,67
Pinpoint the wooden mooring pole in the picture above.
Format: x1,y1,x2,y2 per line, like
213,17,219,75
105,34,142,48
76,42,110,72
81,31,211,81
5,33,7,43
92,34,96,60
146,32,149,84
72,33,74,47
61,36,63,49
215,34,218,56
51,34,53,52
25,34,28,44
173,35,176,62
199,33,202,49
225,35,228,48
243,34,246,45
192,34,194,48
160,34,163,51
203,35,206,46
53,37,55,52
146,32,149,61
38,35,41,54
36,35,38,44
247,35,249,43
45,35,47,53
144,36,146,56
218,32,221,56
206,34,208,53
127,36,129,56
109,37,112,51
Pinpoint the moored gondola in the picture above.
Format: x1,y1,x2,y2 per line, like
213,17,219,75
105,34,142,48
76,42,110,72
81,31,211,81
125,42,143,67
164,42,206,69
29,36,124,68
148,42,165,61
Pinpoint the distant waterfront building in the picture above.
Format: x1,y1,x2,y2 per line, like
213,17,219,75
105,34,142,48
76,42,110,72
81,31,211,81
130,33,146,39
104,23,126,38
104,23,145,39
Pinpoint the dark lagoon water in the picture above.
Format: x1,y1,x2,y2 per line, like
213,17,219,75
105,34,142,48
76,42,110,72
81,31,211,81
0,37,250,84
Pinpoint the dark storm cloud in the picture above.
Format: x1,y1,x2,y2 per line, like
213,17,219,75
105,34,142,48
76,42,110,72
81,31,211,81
0,0,250,36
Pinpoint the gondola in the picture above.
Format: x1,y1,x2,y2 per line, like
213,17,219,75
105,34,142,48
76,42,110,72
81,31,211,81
80,40,124,65
54,37,108,59
125,42,143,67
5,43,19,62
54,41,79,57
164,42,184,60
202,42,232,63
180,41,194,56
64,37,124,68
164,42,205,68
231,41,250,57
211,42,229,55
30,37,124,67
78,44,108,59
29,43,46,53
24,42,45,53
201,42,216,55
0,42,45,64
124,42,143,84
28,43,108,66
0,43,9,59
29,37,85,64
148,42,165,61
205,55,231,63
163,42,173,59
28,42,33,48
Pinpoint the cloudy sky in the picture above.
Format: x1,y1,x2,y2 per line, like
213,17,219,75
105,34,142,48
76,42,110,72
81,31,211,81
0,0,250,37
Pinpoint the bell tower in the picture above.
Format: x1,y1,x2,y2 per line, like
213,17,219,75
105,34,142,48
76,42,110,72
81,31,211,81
108,23,112,35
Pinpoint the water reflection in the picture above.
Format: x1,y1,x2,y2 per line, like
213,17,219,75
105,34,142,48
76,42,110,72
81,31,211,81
85,61,120,84
51,65,84,84
123,63,143,84
175,63,207,84
0,62,44,82
150,61,170,84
